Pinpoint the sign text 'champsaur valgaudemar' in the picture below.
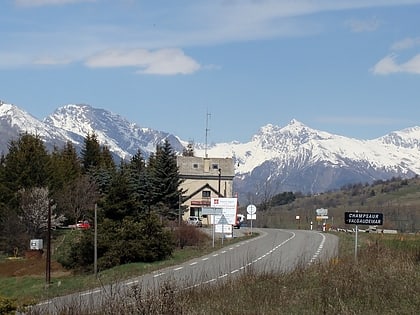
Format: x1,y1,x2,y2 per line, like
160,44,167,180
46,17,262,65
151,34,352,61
344,212,383,225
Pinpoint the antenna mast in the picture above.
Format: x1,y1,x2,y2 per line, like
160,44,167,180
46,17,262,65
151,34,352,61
205,111,211,158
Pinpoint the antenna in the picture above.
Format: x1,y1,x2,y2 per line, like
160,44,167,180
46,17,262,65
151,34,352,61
205,111,211,158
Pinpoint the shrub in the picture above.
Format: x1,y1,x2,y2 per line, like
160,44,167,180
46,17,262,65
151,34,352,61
0,295,16,314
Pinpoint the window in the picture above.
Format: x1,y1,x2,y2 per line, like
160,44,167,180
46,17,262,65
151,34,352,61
193,163,199,169
202,190,211,198
212,163,219,170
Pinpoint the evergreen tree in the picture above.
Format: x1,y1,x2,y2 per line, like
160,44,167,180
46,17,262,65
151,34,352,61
101,166,139,221
2,133,51,208
81,132,116,194
148,139,184,220
49,141,81,194
130,149,145,172
80,132,102,172
100,145,116,171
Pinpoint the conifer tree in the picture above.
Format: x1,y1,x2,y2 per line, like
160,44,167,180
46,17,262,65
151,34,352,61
148,139,184,220
102,165,139,221
3,133,51,207
49,141,81,193
80,132,102,172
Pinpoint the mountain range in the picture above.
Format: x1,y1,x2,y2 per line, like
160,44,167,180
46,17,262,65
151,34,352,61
1,100,420,202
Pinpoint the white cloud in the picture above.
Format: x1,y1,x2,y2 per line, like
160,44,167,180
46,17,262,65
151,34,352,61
371,54,420,75
346,17,380,32
85,48,201,75
15,0,93,7
391,37,420,51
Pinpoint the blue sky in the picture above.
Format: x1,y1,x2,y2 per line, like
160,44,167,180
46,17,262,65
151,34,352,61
2,0,420,144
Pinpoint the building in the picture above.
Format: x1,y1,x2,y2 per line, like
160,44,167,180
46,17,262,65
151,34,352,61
177,156,235,224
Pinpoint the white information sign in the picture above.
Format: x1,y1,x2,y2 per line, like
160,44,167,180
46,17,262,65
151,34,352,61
247,214,256,220
211,197,238,225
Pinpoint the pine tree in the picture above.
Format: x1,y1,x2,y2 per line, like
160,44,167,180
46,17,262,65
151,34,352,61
102,166,139,221
3,133,51,204
80,132,102,172
148,139,184,220
49,141,82,194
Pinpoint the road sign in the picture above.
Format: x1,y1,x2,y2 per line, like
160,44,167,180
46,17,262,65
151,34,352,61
247,204,256,215
201,207,223,215
316,208,328,216
344,212,383,225
217,214,229,225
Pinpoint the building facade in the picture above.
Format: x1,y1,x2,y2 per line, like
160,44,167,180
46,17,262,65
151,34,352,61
177,156,235,224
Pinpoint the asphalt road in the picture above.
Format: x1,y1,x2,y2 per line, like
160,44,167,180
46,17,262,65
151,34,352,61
29,228,338,314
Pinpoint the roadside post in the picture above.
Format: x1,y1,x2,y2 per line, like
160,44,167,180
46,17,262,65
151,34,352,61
246,204,257,235
345,211,384,263
202,207,222,248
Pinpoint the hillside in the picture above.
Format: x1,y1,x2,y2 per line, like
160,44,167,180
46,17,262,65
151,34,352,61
252,176,420,233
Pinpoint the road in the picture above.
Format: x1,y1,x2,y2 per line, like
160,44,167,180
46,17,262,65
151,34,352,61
29,228,338,314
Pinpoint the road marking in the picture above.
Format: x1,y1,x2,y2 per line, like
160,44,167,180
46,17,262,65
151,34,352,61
125,280,138,285
308,233,326,265
81,289,100,296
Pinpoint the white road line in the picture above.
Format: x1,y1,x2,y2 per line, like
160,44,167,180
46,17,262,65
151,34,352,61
308,233,326,265
80,289,100,296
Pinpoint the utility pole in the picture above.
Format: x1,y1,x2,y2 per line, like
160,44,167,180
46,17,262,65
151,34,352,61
46,202,51,286
94,203,98,278
218,168,221,197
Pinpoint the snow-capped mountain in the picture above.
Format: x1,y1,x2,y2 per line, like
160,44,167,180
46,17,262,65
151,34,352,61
1,100,420,199
197,119,420,196
44,104,185,159
0,100,83,153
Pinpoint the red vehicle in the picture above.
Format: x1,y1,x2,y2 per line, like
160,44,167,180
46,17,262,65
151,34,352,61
76,220,90,229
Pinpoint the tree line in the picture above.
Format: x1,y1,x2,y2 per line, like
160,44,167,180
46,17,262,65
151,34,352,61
0,132,184,271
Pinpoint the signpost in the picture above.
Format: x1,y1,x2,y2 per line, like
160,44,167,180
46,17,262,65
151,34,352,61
345,211,384,262
202,207,223,248
247,204,257,235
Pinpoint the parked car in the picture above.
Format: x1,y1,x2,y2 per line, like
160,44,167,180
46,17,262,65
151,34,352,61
187,216,203,227
76,220,91,229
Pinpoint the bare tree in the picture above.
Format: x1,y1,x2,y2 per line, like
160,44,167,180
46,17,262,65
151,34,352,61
19,187,65,238
56,174,99,224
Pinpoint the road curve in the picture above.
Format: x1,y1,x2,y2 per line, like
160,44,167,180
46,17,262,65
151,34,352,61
29,229,338,314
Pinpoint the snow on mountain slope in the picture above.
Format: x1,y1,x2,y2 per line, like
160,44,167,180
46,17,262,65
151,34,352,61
44,104,184,159
0,101,78,152
197,119,420,178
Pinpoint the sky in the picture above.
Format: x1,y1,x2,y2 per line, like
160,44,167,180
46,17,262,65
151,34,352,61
2,0,420,144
